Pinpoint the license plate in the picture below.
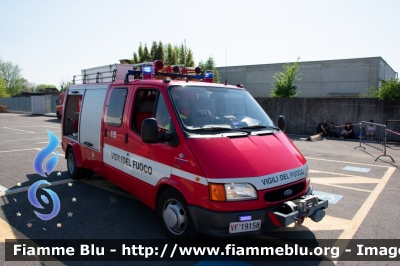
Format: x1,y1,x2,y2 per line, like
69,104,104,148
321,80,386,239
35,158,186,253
229,220,261,233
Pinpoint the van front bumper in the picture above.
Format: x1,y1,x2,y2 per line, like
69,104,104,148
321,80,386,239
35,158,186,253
187,194,328,237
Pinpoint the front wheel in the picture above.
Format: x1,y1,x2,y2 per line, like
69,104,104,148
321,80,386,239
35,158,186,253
157,188,198,240
66,148,84,180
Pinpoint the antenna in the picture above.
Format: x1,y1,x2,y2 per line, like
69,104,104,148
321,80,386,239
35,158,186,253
225,47,227,85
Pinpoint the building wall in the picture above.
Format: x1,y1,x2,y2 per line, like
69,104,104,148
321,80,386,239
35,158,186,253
217,57,397,98
255,97,400,141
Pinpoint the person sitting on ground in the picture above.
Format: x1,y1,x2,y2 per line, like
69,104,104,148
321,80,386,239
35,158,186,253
328,122,338,138
366,120,377,140
340,123,354,139
316,119,328,137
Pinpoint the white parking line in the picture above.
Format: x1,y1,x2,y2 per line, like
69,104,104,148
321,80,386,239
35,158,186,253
34,148,64,157
3,127,35,133
0,179,76,196
0,184,8,192
6,137,61,142
0,148,38,153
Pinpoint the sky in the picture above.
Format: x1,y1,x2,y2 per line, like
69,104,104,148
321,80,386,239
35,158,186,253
1,0,399,90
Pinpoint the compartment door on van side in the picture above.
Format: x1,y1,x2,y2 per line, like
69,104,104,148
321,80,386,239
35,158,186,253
124,87,173,206
102,86,130,190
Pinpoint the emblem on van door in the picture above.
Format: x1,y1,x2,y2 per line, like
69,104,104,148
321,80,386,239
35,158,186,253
284,189,293,196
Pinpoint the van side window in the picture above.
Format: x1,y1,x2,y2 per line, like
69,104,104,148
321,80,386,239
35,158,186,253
105,88,127,127
133,89,157,133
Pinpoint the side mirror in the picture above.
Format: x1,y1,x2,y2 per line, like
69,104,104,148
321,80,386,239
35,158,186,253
141,118,172,144
141,118,159,143
278,115,286,131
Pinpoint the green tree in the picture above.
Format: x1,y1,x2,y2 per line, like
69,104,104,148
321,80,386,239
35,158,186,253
138,43,144,62
132,52,139,64
36,84,57,91
270,58,302,98
178,44,186,65
150,41,158,61
0,59,24,96
0,76,10,98
186,49,194,67
165,44,176,65
198,57,220,83
379,78,400,100
155,41,165,62
359,86,379,98
142,44,151,62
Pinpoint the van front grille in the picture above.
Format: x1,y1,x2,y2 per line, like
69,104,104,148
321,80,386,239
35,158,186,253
264,182,305,202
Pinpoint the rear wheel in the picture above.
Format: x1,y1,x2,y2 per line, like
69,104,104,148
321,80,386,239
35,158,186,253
157,188,198,240
66,148,84,180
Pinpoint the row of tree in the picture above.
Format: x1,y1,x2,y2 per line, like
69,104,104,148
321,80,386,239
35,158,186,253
0,58,57,98
131,41,220,83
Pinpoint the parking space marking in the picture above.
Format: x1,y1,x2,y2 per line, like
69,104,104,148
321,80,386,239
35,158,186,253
0,179,76,196
313,191,343,204
5,137,61,142
337,167,396,240
0,184,8,193
306,157,389,168
3,127,35,133
34,148,64,157
342,166,371,173
0,148,39,153
0,217,29,242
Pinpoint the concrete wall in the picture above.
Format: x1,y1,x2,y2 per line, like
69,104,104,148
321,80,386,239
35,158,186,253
255,97,400,140
217,57,397,98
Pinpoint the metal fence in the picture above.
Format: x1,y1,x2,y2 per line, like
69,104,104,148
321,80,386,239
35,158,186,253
354,121,395,162
0,96,58,113
0,97,31,112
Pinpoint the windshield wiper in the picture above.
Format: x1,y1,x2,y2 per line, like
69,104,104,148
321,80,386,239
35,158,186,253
238,125,281,131
191,126,233,131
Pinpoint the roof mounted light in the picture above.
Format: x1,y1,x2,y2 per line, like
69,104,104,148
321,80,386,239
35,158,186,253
153,60,164,72
204,70,214,83
195,67,201,74
143,66,153,73
173,66,180,73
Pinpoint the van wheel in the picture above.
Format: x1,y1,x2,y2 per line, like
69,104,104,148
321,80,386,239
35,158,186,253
66,148,83,180
157,188,198,240
56,111,61,120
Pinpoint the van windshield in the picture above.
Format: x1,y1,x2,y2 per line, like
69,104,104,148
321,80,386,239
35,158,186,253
169,85,274,132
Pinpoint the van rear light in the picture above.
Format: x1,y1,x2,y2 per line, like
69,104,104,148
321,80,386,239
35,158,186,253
209,183,226,201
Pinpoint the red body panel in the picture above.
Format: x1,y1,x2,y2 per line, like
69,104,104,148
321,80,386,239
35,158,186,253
186,132,306,178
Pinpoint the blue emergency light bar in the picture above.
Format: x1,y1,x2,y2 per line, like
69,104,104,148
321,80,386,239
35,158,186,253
204,71,214,78
124,69,207,84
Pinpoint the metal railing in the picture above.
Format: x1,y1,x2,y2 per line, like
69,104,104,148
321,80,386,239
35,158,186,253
354,121,394,162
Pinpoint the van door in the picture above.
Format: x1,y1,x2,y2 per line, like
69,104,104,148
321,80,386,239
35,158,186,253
79,85,108,174
123,87,173,207
102,86,130,189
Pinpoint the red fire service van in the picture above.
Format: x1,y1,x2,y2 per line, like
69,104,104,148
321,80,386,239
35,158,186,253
61,60,328,240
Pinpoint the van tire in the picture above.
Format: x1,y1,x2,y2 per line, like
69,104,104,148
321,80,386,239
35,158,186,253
157,188,198,240
66,148,84,180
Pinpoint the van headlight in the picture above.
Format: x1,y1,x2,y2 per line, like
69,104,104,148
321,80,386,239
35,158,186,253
225,183,257,201
209,183,258,201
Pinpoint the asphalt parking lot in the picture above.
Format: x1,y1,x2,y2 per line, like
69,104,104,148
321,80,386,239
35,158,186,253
0,113,400,266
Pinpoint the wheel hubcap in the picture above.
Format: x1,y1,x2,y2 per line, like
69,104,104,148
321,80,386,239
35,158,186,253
67,152,74,174
163,199,186,235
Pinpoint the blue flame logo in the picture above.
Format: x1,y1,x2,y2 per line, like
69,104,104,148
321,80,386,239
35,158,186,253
29,130,61,221
33,130,59,177
28,180,61,221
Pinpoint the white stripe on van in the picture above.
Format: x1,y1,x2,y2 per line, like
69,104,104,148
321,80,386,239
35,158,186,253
103,144,307,190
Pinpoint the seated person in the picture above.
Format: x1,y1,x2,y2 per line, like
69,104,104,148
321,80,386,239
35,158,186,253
328,122,338,138
340,123,354,139
316,119,328,136
366,120,376,140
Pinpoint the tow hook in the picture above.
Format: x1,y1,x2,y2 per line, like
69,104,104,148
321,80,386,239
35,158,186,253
294,196,326,225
